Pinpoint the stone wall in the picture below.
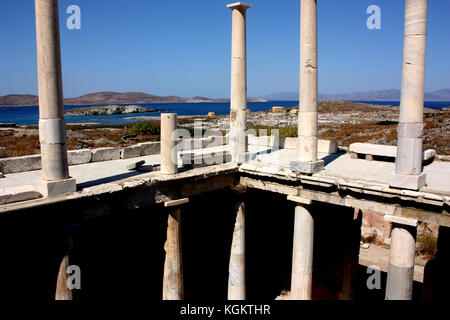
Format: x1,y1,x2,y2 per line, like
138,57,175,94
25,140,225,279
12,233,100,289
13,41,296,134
0,136,227,174
0,141,161,174
0,134,338,175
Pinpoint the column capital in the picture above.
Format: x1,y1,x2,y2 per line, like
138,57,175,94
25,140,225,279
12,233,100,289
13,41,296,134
227,2,251,10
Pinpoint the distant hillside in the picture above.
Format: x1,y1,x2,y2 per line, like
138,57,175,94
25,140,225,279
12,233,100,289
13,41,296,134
0,92,266,106
264,89,450,101
0,95,40,106
263,92,299,101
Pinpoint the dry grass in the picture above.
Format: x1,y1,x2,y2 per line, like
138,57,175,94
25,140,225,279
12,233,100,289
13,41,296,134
0,130,40,157
0,124,160,158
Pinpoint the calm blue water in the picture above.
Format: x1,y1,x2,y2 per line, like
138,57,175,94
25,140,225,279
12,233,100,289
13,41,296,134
0,100,448,126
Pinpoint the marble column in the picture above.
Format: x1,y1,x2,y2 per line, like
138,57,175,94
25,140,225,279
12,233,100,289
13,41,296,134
55,233,75,300
385,226,417,300
391,0,428,190
55,255,72,300
163,208,184,300
161,113,178,175
227,2,251,164
292,0,323,174
228,201,246,300
338,209,362,300
290,205,314,300
35,0,76,197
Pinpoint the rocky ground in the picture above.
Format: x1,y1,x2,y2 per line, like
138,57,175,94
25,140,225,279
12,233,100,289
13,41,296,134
65,104,157,116
0,101,449,157
182,101,450,155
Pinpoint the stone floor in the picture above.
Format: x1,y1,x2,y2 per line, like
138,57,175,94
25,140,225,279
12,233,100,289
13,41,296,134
247,148,450,196
1,144,450,199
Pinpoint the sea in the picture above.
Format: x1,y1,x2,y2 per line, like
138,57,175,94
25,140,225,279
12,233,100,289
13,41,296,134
0,100,448,126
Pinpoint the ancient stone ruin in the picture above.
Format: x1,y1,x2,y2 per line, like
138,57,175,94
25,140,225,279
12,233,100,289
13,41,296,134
0,0,448,302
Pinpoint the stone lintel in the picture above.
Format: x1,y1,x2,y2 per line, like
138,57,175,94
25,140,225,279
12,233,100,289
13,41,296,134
384,215,419,227
287,195,312,205
389,172,426,191
290,160,324,174
164,198,189,208
39,177,77,198
227,2,251,10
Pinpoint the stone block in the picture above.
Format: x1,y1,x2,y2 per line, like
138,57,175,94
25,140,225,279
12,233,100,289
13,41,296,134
127,160,145,171
121,145,142,159
209,135,226,147
0,172,4,179
68,149,92,166
284,137,298,150
0,154,42,174
137,165,160,173
269,135,283,149
349,143,435,161
258,136,270,147
282,138,338,154
38,178,77,198
201,137,214,149
384,215,418,227
181,151,231,167
91,147,121,162
290,160,324,174
350,143,397,158
318,139,338,154
423,149,436,160
164,198,189,207
272,106,285,112
287,195,312,205
389,172,426,191
0,185,42,205
39,118,67,144
247,134,271,147
248,134,258,146
139,142,160,156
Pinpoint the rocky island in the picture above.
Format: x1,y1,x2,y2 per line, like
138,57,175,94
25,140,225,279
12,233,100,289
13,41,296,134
65,105,158,116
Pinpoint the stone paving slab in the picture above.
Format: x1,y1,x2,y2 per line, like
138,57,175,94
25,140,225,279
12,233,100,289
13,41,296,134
250,148,450,195
1,144,449,199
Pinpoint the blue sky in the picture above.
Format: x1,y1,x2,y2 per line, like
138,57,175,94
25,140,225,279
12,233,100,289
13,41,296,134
0,0,449,98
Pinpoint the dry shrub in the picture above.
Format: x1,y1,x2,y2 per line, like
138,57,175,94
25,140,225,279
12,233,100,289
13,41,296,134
417,233,437,259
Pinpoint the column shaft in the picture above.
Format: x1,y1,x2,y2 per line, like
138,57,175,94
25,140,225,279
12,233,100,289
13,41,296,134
298,0,318,163
35,0,69,181
396,0,428,175
55,255,72,300
228,3,251,164
290,205,314,300
163,208,183,300
55,233,75,300
161,113,178,175
339,209,362,300
385,227,416,300
228,201,246,300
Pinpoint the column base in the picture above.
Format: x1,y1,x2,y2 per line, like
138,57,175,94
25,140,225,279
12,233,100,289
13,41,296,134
290,160,324,174
389,172,426,191
38,177,77,198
